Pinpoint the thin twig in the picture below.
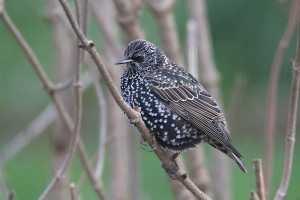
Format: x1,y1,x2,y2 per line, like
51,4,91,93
77,139,107,200
70,183,75,200
58,0,211,199
264,0,300,195
253,159,266,200
249,190,260,200
111,0,144,42
274,7,300,199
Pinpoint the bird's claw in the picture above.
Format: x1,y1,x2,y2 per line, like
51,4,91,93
141,135,157,152
161,164,179,180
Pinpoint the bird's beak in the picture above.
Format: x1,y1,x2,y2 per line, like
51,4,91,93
115,56,134,65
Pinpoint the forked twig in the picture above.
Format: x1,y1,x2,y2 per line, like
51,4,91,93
274,6,300,199
264,0,300,194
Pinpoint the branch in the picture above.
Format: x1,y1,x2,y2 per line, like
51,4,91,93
253,159,266,200
264,0,300,195
70,183,75,200
274,7,300,199
149,0,184,67
111,0,144,42
57,0,211,199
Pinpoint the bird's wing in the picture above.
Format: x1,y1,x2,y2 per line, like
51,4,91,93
146,66,241,156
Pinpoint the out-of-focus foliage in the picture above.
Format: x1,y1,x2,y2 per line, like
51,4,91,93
0,0,299,199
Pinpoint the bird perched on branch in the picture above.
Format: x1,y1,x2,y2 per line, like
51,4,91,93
116,39,247,174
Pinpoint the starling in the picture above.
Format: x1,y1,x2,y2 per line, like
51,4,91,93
116,39,247,173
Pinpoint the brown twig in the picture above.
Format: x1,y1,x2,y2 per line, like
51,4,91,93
149,0,184,67
70,183,75,200
58,0,211,199
77,140,107,200
264,0,300,195
249,190,260,200
253,159,266,200
111,0,144,42
274,8,300,199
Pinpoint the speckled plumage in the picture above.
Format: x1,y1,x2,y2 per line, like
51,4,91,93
116,40,247,173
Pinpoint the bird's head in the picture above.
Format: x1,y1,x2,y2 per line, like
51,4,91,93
115,40,167,73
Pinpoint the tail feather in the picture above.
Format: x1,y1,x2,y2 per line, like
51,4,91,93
230,151,247,173
205,137,247,173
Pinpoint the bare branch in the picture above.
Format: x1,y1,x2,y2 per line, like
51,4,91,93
264,0,300,195
274,8,300,199
149,0,184,66
70,183,75,200
111,0,144,42
57,0,211,199
253,159,266,200
249,190,260,200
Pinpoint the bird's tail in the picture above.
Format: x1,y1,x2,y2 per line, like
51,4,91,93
229,151,247,173
206,138,247,173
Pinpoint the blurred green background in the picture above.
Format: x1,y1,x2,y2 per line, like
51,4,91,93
0,0,300,199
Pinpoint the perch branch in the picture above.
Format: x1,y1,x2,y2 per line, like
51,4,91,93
253,159,266,200
274,7,300,199
264,0,300,195
57,0,211,199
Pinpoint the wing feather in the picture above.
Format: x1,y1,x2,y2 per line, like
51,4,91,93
146,68,236,151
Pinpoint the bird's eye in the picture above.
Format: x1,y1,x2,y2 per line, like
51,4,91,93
133,55,144,62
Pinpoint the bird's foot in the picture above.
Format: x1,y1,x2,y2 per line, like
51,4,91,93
141,135,157,152
161,152,180,179
161,164,179,180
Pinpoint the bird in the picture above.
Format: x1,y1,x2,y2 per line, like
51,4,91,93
115,39,247,174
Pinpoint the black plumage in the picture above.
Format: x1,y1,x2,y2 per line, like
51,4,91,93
116,39,247,173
